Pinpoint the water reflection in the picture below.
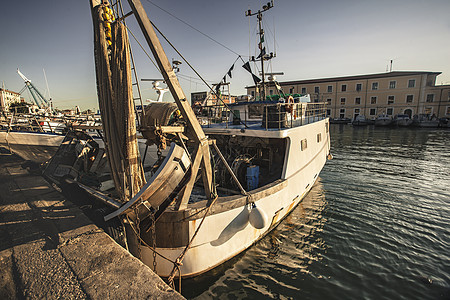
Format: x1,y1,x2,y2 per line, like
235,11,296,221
188,180,328,299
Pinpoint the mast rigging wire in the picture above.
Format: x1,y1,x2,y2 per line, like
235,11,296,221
144,0,246,58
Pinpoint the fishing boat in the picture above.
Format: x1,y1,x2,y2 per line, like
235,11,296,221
65,0,332,283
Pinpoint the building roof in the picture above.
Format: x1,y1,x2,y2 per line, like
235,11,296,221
246,71,442,88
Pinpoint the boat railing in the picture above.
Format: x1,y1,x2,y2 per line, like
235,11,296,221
199,102,327,130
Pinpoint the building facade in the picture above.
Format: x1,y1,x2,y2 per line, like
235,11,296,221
246,71,450,119
0,88,21,112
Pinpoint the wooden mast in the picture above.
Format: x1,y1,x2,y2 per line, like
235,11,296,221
126,0,214,202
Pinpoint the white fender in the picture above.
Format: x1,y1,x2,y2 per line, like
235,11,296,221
249,203,268,229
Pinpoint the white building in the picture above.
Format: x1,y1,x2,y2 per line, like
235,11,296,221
0,88,21,112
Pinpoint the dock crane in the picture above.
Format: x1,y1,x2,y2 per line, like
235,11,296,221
17,68,52,111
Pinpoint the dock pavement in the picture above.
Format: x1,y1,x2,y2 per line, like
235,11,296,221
0,149,184,299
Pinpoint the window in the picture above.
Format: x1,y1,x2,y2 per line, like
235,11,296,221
301,139,308,151
387,108,394,115
371,96,377,104
408,79,416,88
289,87,294,94
317,133,322,143
369,108,377,116
301,87,306,94
339,108,345,118
341,84,347,92
389,81,396,89
340,97,346,105
354,108,360,119
314,86,320,94
356,83,362,91
372,82,378,90
327,85,333,93
326,109,331,116
355,97,361,105
424,107,433,115
446,106,450,115
406,95,414,103
426,94,434,103
387,95,395,105
251,90,255,97
269,89,274,95
326,98,332,105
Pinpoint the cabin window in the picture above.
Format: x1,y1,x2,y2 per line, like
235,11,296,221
387,95,395,105
389,81,396,89
301,87,306,94
406,95,414,103
355,97,361,104
340,98,346,105
369,108,377,116
426,94,434,103
317,133,322,143
372,82,378,90
408,79,416,88
327,85,333,93
341,84,347,92
371,96,377,104
314,86,320,94
301,139,308,151
356,83,362,91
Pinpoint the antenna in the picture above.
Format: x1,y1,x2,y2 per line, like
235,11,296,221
245,1,275,101
43,68,52,101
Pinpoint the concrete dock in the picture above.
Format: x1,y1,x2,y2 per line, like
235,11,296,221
0,150,184,299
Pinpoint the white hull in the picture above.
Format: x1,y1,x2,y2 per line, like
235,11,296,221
0,131,64,163
128,119,330,277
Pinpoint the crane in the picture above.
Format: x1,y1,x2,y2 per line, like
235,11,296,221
17,68,51,110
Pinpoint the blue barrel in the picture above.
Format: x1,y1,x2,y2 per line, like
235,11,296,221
246,165,259,191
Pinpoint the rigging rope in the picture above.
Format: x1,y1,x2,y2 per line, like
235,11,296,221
144,0,245,57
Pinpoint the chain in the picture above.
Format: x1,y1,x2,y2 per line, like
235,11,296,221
134,207,142,260
151,212,157,272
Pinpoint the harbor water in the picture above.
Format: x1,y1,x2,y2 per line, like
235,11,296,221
184,125,450,299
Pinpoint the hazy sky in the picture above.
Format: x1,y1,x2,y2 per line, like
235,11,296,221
1,0,449,110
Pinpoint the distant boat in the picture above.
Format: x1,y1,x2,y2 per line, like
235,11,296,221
330,117,351,124
374,114,393,127
393,114,413,127
413,114,439,128
352,115,368,126
0,115,67,163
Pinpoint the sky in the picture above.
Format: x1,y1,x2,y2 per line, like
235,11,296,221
1,0,450,111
